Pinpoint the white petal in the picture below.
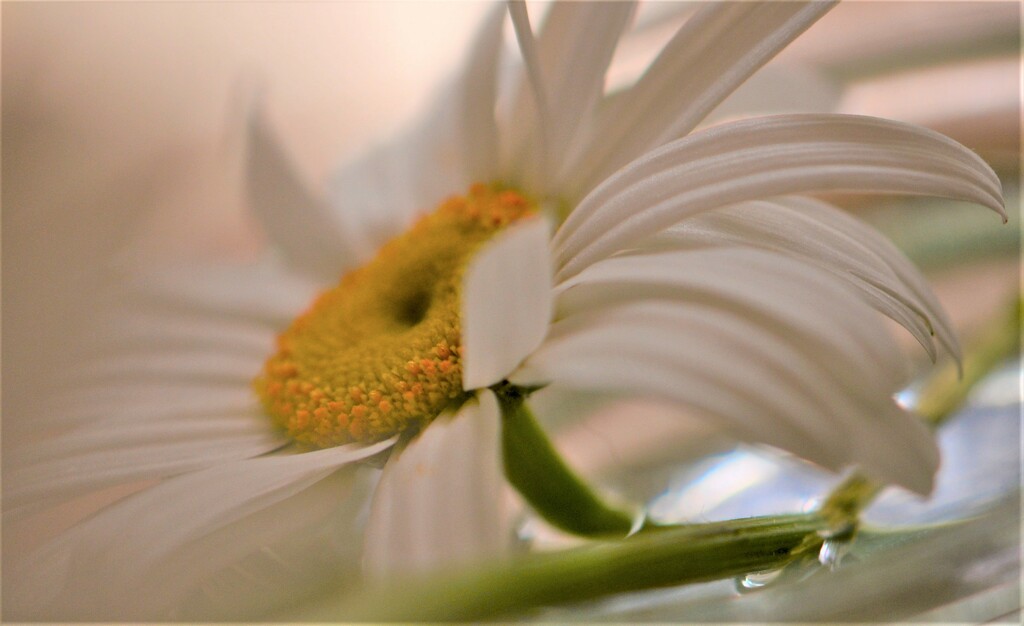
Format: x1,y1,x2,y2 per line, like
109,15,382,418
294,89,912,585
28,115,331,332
247,107,358,282
5,408,285,515
779,195,963,365
567,1,836,194
644,198,951,360
518,303,928,490
86,310,277,360
555,114,1006,280
462,217,553,390
541,1,635,145
326,130,429,263
29,337,266,438
29,382,256,438
507,0,551,191
7,254,314,439
363,390,509,579
507,1,636,191
65,349,260,387
326,8,506,254
458,4,506,183
158,467,378,621
6,440,394,621
516,248,938,493
114,254,320,328
553,247,909,390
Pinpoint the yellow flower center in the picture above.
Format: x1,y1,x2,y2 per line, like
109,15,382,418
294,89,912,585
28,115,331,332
255,184,536,447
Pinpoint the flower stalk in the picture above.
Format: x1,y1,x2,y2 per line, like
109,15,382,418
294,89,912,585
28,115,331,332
284,513,829,622
496,382,638,536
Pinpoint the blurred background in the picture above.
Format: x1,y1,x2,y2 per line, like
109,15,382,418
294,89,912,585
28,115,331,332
3,2,1021,617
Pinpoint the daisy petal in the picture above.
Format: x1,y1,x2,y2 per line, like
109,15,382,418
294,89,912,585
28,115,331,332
5,410,285,515
509,1,635,189
363,390,509,579
569,1,835,192
553,247,909,390
458,4,506,183
462,217,553,390
644,197,952,361
516,249,938,493
518,303,935,493
507,0,551,190
86,311,276,360
6,440,394,621
779,195,963,366
64,350,259,387
18,345,266,438
6,258,302,439
29,384,257,439
555,114,1005,280
157,468,378,621
542,1,636,142
247,109,358,282
327,7,506,255
114,255,320,328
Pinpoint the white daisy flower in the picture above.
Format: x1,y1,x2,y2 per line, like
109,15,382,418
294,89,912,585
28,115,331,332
4,1,1005,621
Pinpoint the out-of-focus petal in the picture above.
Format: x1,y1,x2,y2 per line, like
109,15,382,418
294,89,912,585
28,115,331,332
363,390,509,579
5,410,284,516
541,1,635,166
327,6,506,259
555,114,1005,281
458,4,506,183
112,255,321,328
247,109,360,282
9,256,317,439
161,468,379,622
462,217,553,390
6,439,395,622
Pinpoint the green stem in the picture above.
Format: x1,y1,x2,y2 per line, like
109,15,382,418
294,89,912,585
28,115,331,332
496,382,638,536
284,513,828,622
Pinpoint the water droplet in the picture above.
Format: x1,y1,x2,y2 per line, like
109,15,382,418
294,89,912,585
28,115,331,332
818,537,851,571
734,569,783,593
815,521,855,571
